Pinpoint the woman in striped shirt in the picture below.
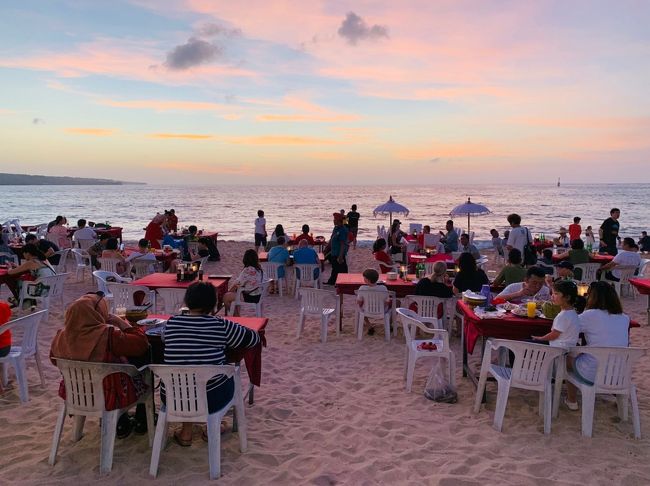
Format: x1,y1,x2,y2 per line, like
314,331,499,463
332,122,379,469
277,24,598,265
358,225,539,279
163,282,260,446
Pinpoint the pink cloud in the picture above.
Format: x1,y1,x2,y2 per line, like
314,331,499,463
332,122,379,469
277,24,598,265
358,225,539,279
64,127,116,136
149,133,213,139
100,98,227,112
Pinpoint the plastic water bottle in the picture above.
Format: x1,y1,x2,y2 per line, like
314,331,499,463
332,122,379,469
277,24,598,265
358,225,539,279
480,284,492,308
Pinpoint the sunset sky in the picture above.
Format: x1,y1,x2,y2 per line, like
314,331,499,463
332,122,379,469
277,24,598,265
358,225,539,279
1,0,649,184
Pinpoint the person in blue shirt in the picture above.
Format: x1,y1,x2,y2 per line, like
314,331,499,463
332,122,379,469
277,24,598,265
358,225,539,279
268,235,290,278
439,220,459,253
293,239,320,279
325,212,349,285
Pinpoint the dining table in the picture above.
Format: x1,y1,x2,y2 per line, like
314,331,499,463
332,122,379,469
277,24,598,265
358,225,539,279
630,278,650,325
143,314,268,404
258,250,326,270
551,252,614,264
64,226,124,243
131,273,230,310
171,230,219,247
124,248,179,272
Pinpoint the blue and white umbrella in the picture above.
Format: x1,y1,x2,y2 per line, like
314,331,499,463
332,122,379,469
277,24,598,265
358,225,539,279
373,195,409,226
449,197,491,234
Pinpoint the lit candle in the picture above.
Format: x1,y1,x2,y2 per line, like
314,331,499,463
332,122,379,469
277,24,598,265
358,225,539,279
577,283,589,297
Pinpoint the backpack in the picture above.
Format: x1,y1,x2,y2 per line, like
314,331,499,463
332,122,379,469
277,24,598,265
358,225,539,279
522,228,538,266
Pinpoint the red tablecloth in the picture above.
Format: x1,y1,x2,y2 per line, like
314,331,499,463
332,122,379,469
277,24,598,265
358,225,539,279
532,240,554,252
630,278,650,295
551,253,613,264
458,300,552,354
66,226,123,242
132,273,228,308
124,248,179,271
335,273,417,298
145,314,267,387
407,252,454,264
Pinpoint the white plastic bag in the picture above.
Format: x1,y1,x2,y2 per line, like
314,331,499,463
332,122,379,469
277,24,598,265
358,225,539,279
424,357,457,403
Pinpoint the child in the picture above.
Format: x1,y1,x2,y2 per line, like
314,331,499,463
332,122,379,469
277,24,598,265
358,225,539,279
490,229,504,258
254,210,267,250
537,248,554,275
532,280,580,349
356,268,391,336
584,225,595,247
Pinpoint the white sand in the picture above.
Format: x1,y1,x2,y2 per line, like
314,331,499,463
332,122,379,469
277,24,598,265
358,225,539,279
1,241,649,485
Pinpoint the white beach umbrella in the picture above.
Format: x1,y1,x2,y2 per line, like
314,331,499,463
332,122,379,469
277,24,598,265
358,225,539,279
373,196,410,226
449,197,491,234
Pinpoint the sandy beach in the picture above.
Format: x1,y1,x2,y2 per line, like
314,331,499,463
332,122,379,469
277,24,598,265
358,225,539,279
1,240,649,485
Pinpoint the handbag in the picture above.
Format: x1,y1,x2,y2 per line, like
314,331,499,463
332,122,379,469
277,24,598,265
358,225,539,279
102,329,147,411
522,228,538,266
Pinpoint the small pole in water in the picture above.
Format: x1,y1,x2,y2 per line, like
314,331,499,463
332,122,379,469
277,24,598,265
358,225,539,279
557,177,560,187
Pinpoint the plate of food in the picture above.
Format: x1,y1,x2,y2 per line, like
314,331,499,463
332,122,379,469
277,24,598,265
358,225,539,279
496,302,518,312
511,306,542,318
137,318,167,327
475,306,506,318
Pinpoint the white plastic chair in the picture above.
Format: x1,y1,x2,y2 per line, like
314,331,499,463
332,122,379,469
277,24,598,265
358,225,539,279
76,238,96,250
0,310,47,402
52,248,70,274
106,282,156,312
49,359,154,474
130,258,162,279
230,280,271,317
297,288,337,343
638,259,650,277
156,288,187,314
98,257,126,276
293,263,321,298
18,273,69,312
186,241,199,256
261,262,286,297
573,263,601,283
397,308,455,393
565,346,646,438
70,248,92,281
355,289,394,342
92,271,132,300
601,265,638,297
148,365,247,480
405,240,418,254
473,339,566,434
405,295,453,331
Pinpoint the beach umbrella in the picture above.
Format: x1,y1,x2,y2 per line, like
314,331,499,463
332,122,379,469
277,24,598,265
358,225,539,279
449,197,491,234
373,195,409,226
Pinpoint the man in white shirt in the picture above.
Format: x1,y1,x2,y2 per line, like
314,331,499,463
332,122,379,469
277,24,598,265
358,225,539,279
73,219,96,244
496,266,550,303
459,233,480,259
505,213,531,254
599,237,641,280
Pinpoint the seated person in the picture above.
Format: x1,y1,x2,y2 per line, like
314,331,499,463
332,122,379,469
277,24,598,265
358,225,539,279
496,266,550,303
545,261,574,286
554,227,570,248
388,220,407,256
639,231,650,252
24,233,60,266
452,253,489,294
223,250,264,316
73,219,97,245
5,244,56,304
87,234,110,269
491,229,504,258
101,237,127,275
492,248,527,286
48,217,72,249
293,239,320,279
555,239,590,279
413,261,453,318
372,238,395,273
163,282,260,445
294,224,315,246
417,225,431,247
537,248,555,275
440,220,459,253
181,225,199,260
459,233,480,259
267,236,290,280
356,268,391,336
598,237,641,282
126,238,157,273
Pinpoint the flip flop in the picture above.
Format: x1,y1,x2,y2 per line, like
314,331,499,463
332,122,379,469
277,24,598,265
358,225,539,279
201,424,227,442
173,430,192,447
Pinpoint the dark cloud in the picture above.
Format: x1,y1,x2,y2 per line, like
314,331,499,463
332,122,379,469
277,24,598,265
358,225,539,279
164,37,221,70
197,23,241,38
429,157,441,163
32,118,44,125
337,12,389,45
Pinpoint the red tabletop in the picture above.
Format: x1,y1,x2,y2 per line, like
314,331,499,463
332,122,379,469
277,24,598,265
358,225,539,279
145,314,267,387
630,278,650,295
458,300,552,354
407,252,454,264
335,273,417,298
532,240,554,252
125,248,179,271
551,253,613,264
131,272,225,290
67,226,123,242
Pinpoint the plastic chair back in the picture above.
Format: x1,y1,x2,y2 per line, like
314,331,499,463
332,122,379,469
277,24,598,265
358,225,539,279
573,263,601,283
409,223,423,234
106,282,153,310
406,295,452,329
76,239,96,250
573,346,646,393
131,258,161,278
299,288,334,315
98,258,121,274
156,288,187,314
423,234,441,248
1,310,46,359
357,288,389,319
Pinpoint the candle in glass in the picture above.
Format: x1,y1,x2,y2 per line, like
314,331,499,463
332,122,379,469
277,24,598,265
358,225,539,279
577,283,589,297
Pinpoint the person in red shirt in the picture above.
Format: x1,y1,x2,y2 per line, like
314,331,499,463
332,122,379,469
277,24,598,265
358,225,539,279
294,224,315,245
417,225,431,247
0,301,12,359
569,217,582,242
373,238,396,273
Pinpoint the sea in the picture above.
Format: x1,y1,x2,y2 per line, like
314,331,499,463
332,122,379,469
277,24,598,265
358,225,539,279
1,183,648,247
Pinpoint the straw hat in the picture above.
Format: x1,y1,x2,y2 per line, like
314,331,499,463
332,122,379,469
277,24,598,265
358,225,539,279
559,227,568,234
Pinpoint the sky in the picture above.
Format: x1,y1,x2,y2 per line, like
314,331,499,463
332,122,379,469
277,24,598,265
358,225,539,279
1,0,649,185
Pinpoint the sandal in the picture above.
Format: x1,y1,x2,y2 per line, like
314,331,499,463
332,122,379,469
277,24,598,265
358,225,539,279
173,430,192,447
201,423,227,442
116,415,134,439
367,327,375,336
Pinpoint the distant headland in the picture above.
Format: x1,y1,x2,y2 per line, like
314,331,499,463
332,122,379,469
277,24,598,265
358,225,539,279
0,173,144,185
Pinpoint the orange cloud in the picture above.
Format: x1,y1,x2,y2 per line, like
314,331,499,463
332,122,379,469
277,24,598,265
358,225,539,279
64,128,115,136
221,135,338,145
256,114,358,122
255,95,360,123
149,133,213,139
145,162,254,175
100,99,227,112
513,116,650,130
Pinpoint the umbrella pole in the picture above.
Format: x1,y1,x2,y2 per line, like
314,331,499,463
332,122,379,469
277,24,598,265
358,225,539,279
389,212,393,227
467,214,471,235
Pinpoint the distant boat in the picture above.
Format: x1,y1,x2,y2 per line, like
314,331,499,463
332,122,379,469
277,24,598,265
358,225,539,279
557,177,561,187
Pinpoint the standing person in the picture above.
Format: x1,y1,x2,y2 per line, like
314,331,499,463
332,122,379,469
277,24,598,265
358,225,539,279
325,212,349,285
439,220,459,253
346,204,360,250
584,226,596,247
638,231,650,252
254,210,267,251
505,213,531,254
144,213,166,249
166,209,178,233
599,208,620,256
568,217,582,243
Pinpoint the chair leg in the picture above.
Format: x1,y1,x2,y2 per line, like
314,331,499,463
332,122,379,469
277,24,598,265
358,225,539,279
149,409,168,478
543,385,553,434
99,410,119,474
14,357,28,403
207,413,222,480
297,311,305,339
493,382,511,432
630,385,641,439
405,353,416,392
448,353,456,389
1,362,8,387
473,369,489,413
580,388,596,438
34,345,46,387
384,315,391,343
320,315,327,343
145,394,155,447
356,313,364,341
616,394,629,422
235,396,248,452
552,359,564,419
73,415,86,442
48,403,67,466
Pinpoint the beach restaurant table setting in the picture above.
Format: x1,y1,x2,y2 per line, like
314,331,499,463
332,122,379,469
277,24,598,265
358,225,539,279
171,230,219,246
130,273,230,309
258,250,326,266
551,252,614,264
630,278,650,325
124,247,179,271
142,314,268,404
